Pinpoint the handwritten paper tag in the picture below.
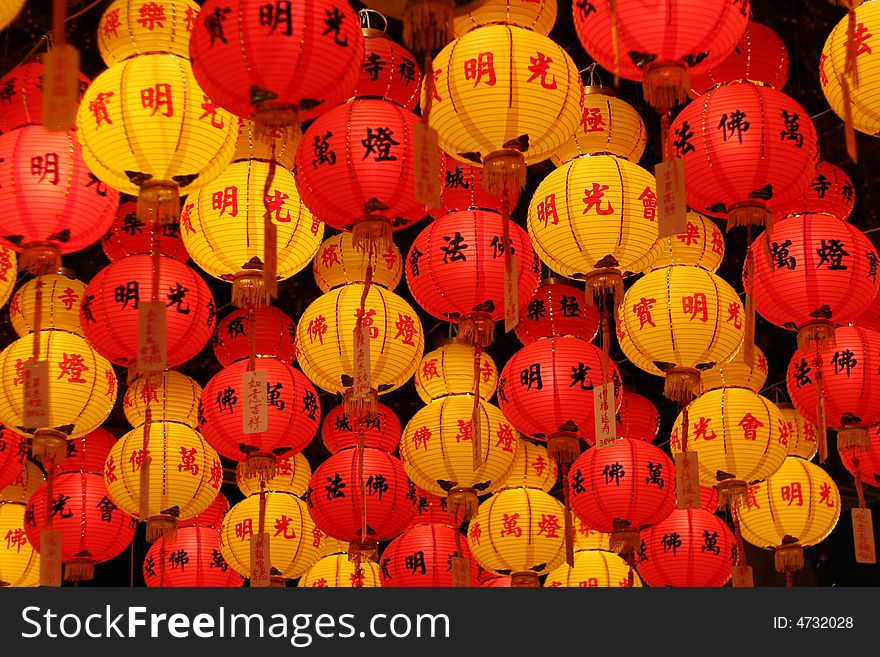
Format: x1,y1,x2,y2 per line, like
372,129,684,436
593,381,617,449
39,529,63,587
731,564,754,588
353,322,371,397
42,44,81,131
137,301,167,373
23,360,49,428
674,451,701,509
656,159,687,238
413,123,441,209
471,404,482,471
250,532,271,587
243,370,268,435
852,508,876,564
450,556,471,587
264,218,278,300
504,254,519,333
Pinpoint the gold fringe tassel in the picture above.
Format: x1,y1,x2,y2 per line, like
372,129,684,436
352,217,393,253
232,270,269,308
446,488,479,523
663,367,702,406
138,180,180,226
642,63,690,113
64,554,95,582
402,0,454,58
727,201,771,229
716,479,747,512
482,149,527,198
510,572,540,588
837,425,870,450
146,515,178,544
31,429,68,466
458,312,495,348
21,242,62,276
775,543,804,574
796,321,836,351
239,453,277,483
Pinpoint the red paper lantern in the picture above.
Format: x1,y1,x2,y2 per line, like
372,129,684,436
379,523,478,587
838,425,880,489
56,427,117,475
515,277,600,345
636,508,736,587
617,387,661,442
81,254,216,367
481,575,512,587
0,425,26,490
854,293,880,332
0,62,90,133
436,151,497,215
353,26,422,111
180,492,229,530
771,161,856,222
101,199,190,263
321,402,402,454
212,305,298,367
405,489,453,529
144,525,244,587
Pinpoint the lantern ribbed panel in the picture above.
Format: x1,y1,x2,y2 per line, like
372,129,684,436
406,489,454,529
313,232,402,293
568,440,676,534
786,326,880,430
321,402,402,454
81,254,216,367
296,284,423,395
854,292,880,331
839,426,880,488
124,371,202,428
10,274,87,337
316,537,350,559
400,395,518,497
199,359,320,462
482,575,512,586
102,199,191,263
190,0,364,122
407,209,540,323
415,343,498,403
57,428,118,476
618,265,745,376
180,491,229,529
700,344,768,393
25,472,136,565
380,523,478,587
105,421,222,522
353,32,422,111
144,526,244,587
515,278,600,344
670,388,788,487
636,508,736,588
299,553,383,587
821,1,880,137
453,0,557,36
632,212,725,275
701,486,720,514
232,119,298,171
237,452,311,497
739,457,841,550
0,329,117,439
527,154,659,279
502,439,557,491
772,162,855,222
498,335,622,440
748,215,879,331
689,21,789,94
543,549,641,587
0,246,15,310
437,151,498,214
76,53,237,196
0,502,39,587
307,447,416,544
617,389,660,442
221,492,321,580
0,126,120,254
426,24,582,165
777,404,819,461
0,426,26,490
295,99,426,232
551,89,647,165
0,62,91,133
97,0,200,64
213,306,297,366
670,82,819,220
183,159,323,281
467,487,566,576
0,461,45,504
572,523,612,552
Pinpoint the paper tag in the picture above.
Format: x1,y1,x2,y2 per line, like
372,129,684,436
264,217,278,300
41,45,81,131
39,529,63,587
243,370,268,435
413,123,441,209
471,403,482,471
674,451,701,509
852,508,876,564
250,532,271,587
137,301,167,372
138,441,151,521
353,322,371,397
731,564,754,588
593,381,617,449
23,360,50,428
504,254,519,333
655,160,687,238
450,556,471,587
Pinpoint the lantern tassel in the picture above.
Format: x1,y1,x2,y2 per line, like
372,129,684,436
727,201,771,230
352,216,393,253
584,266,624,308
64,553,95,582
402,0,454,60
21,242,62,277
31,429,67,465
510,572,540,588
609,519,640,556
547,433,581,466
253,102,300,144
343,387,379,419
138,180,180,226
775,543,804,574
797,320,836,351
146,514,178,544
239,453,277,483
663,367,701,406
837,425,870,450
482,149,527,198
642,63,690,114
232,269,269,308
458,311,495,349
446,487,479,522
716,478,747,512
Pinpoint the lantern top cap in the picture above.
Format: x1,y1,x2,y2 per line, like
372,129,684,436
583,85,616,98
358,8,389,34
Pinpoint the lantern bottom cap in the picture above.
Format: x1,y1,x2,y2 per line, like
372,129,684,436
232,270,269,309
837,425,870,450
458,312,494,348
796,320,836,351
343,387,379,420
447,487,479,523
238,453,277,484
64,555,95,582
727,200,771,229
352,216,393,252
253,101,300,143
583,266,623,306
31,429,68,466
715,479,748,511
482,149,527,197
663,367,702,406
775,543,804,573
138,180,180,226
642,62,690,113
348,540,379,563
146,514,178,544
547,432,581,466
510,571,540,588
21,241,62,276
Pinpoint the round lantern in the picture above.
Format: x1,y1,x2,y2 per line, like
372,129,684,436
630,211,725,275
237,452,312,498
213,305,297,367
772,161,856,222
25,471,136,581
0,0,25,35
700,343,769,393
502,438,557,492
669,387,788,508
636,508,736,587
56,427,118,476
777,402,819,461
544,549,641,588
406,209,540,347
181,490,230,530
101,198,190,263
527,153,659,298
321,402,402,454
0,125,120,271
467,487,566,586
1,460,43,504
313,231,403,293
104,421,222,541
124,370,202,428
572,0,748,111
299,552,383,587
10,273,87,337
515,277,600,345
0,245,15,310
838,425,880,489
453,0,557,37
354,22,422,111
399,395,519,518
406,488,455,529
379,523,479,587
182,158,323,305
296,283,424,397
738,456,841,574
854,290,880,331
0,61,90,133
551,86,647,165
747,214,879,348
144,525,244,587
615,387,661,443
617,264,745,404
97,0,200,64
568,439,676,553
0,425,26,490
414,341,498,403
0,500,39,587
80,253,216,367
572,523,613,552
669,81,819,227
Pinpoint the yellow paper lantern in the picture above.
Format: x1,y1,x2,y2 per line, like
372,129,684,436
236,452,312,498
9,273,87,337
700,343,769,393
573,521,612,552
0,245,16,310
317,536,351,559
670,388,788,508
97,0,200,65
543,548,641,588
631,211,725,275
298,553,383,588
777,403,819,461
414,341,498,403
312,232,403,293
467,487,566,586
617,265,745,404
0,0,24,32
501,438,557,492
738,456,841,573
453,0,557,37
0,501,39,587
105,421,222,541
552,86,647,165
123,370,202,428
0,460,45,504
232,118,299,172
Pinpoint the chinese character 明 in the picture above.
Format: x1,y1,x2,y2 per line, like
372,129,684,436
464,52,496,87
141,83,174,117
235,518,253,541
682,292,709,322
536,193,559,225
212,185,238,217
30,153,59,185
520,363,543,391
260,1,293,36
781,481,804,506
405,551,426,575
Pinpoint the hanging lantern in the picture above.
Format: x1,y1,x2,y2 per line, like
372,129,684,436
527,153,659,300
10,273,87,337
630,211,725,275
0,425,27,490
777,402,820,461
299,552,383,588
453,0,557,37
615,387,661,443
124,371,203,429
81,253,216,367
313,232,403,293
515,277,600,345
543,549,642,588
237,452,312,498
0,245,15,310
321,402,402,454
0,462,43,587
572,0,748,111
406,488,454,529
853,289,880,331
502,438,557,492
572,522,613,552
738,456,841,575
636,508,736,587
56,427,117,476
355,18,422,111
772,161,856,222
379,523,479,587
414,341,498,404
213,305,298,367
700,343,769,393
101,198,190,263
838,425,880,489
144,525,244,587
617,264,745,404
97,0,200,64
669,387,788,509
0,61,90,133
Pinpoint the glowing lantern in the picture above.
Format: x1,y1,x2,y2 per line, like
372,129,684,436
700,343,769,393
0,245,15,309
213,305,297,367
453,0,557,37
543,549,641,588
0,0,25,33
636,508,736,587
572,523,613,552
406,488,454,529
854,289,880,331
772,161,856,222
615,387,661,443
414,341,498,404
0,425,26,490
379,523,479,587
144,525,244,587
481,575,512,587
97,0,200,64
354,22,422,111
630,211,725,275
738,456,841,575
124,371,203,428
502,438,557,492
10,273,87,337
670,387,788,508
80,253,216,367
299,552,383,588
777,403,819,461
231,118,299,171
437,151,497,214
313,232,403,293
838,425,880,489
237,452,311,498
617,265,745,404
572,0,748,111
321,402,402,454
56,428,117,476
515,277,600,345
0,462,43,587
0,61,90,133
101,198,190,263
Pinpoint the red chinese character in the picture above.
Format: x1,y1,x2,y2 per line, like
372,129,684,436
527,52,557,89
469,522,481,545
58,353,89,383
104,456,118,483
355,308,378,339
265,190,291,221
711,229,724,255
854,22,873,56
421,359,439,380
413,426,431,450
137,2,166,30
89,92,114,128
579,578,599,587
455,419,472,443
235,518,253,542
180,202,195,234
141,83,174,117
781,481,804,506
536,193,559,226
758,354,768,374
463,52,496,87
307,315,327,344
581,107,606,133
495,424,515,452
727,302,742,329
209,459,222,489
819,54,828,86
382,247,397,271
13,357,32,385
0,248,12,282
501,512,521,537
276,458,293,476
777,419,790,447
632,296,656,330
140,381,159,405
184,5,197,32
803,422,816,443
480,360,493,383
311,578,328,587
274,515,298,539
532,455,547,477
670,425,681,451
582,183,614,215
312,526,326,548
694,416,717,441
393,313,417,346
57,287,79,311
738,412,764,440
819,482,835,508
746,484,761,510
682,292,709,322
537,513,561,538
178,446,200,475
677,222,701,246
4,528,27,553
102,8,121,38
638,186,657,222
350,568,365,588
429,67,443,103
199,95,225,129
321,245,340,269
105,369,116,398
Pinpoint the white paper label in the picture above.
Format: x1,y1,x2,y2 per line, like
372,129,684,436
471,404,482,471
23,360,49,428
413,123,441,209
593,381,617,449
674,451,701,509
250,532,271,587
137,300,167,372
656,160,687,238
353,322,371,397
39,529,63,587
41,44,80,131
243,370,269,435
852,508,876,564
